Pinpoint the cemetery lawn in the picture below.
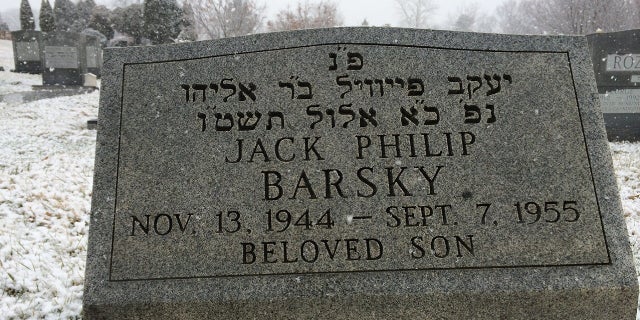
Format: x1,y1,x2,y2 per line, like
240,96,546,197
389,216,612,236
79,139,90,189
0,39,638,318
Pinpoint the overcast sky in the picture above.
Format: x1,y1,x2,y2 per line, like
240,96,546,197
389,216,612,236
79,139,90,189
2,0,508,28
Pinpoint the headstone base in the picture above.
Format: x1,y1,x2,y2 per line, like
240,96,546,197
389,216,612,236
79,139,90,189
83,273,637,319
603,113,640,141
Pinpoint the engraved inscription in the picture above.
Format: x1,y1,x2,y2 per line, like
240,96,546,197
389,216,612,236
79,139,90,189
86,46,99,68
44,46,78,69
599,89,640,113
111,44,609,280
606,54,640,71
15,42,40,61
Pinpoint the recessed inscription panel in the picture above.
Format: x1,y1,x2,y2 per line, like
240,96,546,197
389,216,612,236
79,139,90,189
600,89,640,113
606,53,640,71
15,42,40,61
110,45,609,280
86,46,99,68
44,46,78,69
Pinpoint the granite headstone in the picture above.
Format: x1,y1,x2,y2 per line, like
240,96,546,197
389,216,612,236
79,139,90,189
42,31,87,86
588,30,640,141
85,35,102,78
84,28,638,319
11,30,43,74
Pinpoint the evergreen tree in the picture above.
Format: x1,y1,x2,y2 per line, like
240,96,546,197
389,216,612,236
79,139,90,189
20,0,36,30
54,0,77,32
176,1,197,41
72,0,96,32
112,4,144,44
39,0,56,32
143,0,183,44
0,15,9,31
88,5,114,40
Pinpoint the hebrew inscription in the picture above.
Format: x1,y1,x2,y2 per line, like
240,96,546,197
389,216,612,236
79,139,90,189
111,44,609,280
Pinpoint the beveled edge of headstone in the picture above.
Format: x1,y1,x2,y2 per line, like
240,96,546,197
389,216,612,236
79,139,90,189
84,27,638,319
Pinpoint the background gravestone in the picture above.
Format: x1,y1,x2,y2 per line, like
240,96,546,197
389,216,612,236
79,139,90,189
84,35,102,78
84,28,638,319
41,31,87,86
588,30,640,141
11,30,43,74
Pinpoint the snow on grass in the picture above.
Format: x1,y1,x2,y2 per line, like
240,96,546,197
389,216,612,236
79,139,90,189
0,90,98,319
0,39,638,318
611,142,640,281
0,40,42,95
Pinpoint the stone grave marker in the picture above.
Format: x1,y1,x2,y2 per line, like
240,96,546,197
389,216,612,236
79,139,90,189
84,28,638,319
42,31,87,86
588,30,640,141
11,30,43,74
85,35,102,78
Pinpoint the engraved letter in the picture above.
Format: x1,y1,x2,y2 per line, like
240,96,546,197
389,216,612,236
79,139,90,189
266,111,285,130
463,105,481,124
337,75,352,98
192,83,208,102
447,76,464,95
347,52,364,70
423,104,440,125
466,75,482,99
214,113,234,131
400,107,419,126
197,112,207,132
237,111,262,131
279,80,295,99
359,108,378,127
297,81,313,99
306,104,323,129
262,171,283,200
484,74,501,96
407,78,424,96
220,78,237,102
329,52,338,70
338,104,356,128
238,82,257,101
374,79,384,96
485,104,496,123
181,84,190,102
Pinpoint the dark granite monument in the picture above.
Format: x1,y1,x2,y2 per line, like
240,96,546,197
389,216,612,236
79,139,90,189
42,31,87,86
85,35,102,78
588,30,640,141
11,30,43,74
83,28,638,319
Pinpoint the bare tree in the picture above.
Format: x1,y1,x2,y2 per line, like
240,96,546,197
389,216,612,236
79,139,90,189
395,0,436,28
447,4,497,33
497,0,640,35
448,4,478,31
267,0,342,32
494,0,534,34
185,0,264,40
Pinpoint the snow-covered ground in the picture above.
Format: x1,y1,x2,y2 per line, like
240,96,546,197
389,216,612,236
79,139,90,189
0,39,638,318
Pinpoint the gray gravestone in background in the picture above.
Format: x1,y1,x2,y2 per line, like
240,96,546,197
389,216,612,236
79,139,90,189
84,28,638,319
41,31,87,86
85,35,102,78
11,30,43,74
588,30,640,141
